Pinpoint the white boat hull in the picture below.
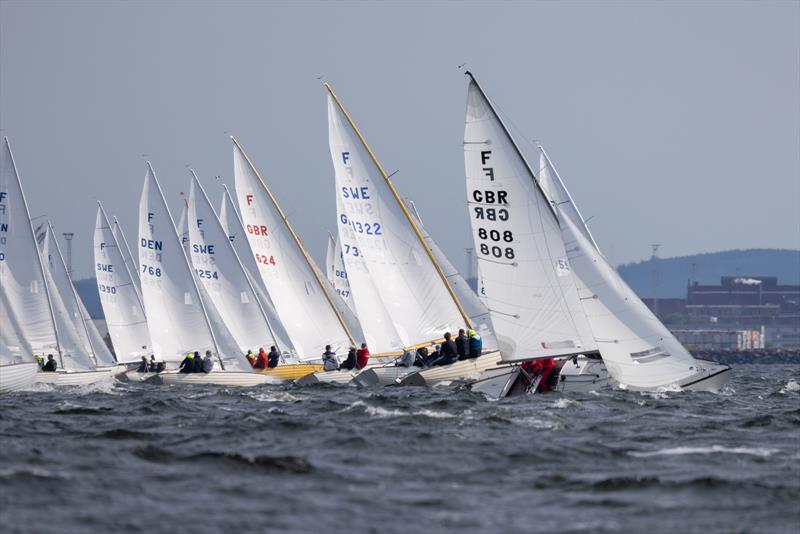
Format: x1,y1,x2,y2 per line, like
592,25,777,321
36,368,115,386
159,370,279,387
555,356,611,393
352,366,415,387
0,362,39,393
468,365,521,399
296,369,360,386
122,370,161,383
95,364,129,378
679,359,731,392
397,351,503,387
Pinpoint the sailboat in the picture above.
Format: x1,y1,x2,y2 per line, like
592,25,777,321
317,83,502,387
94,203,152,367
40,222,123,378
1,137,46,392
536,147,730,391
137,162,276,387
0,138,113,388
186,171,287,359
458,72,605,397
230,136,362,378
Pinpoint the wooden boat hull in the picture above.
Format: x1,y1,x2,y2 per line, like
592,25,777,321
36,368,115,386
159,370,279,387
397,351,503,387
352,366,415,387
0,362,39,393
295,369,359,385
255,363,323,381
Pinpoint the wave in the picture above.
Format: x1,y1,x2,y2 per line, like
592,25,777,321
628,445,780,458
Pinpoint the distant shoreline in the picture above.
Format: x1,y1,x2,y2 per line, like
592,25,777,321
691,349,800,365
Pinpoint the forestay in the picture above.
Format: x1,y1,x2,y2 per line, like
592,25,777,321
325,232,357,316
42,224,116,367
462,74,596,362
327,90,465,349
218,186,295,355
232,138,354,357
187,172,283,355
94,204,151,363
0,137,58,361
538,150,701,389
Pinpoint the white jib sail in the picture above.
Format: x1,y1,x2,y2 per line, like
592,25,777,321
463,74,596,362
407,200,498,351
218,186,296,354
332,187,402,353
187,172,284,355
95,204,151,363
39,227,97,371
138,163,219,363
0,137,59,362
539,150,701,389
42,223,116,367
113,216,142,296
326,232,357,316
327,91,466,349
232,138,354,357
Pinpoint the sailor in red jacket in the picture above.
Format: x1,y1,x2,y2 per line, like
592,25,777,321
356,343,370,369
254,347,269,369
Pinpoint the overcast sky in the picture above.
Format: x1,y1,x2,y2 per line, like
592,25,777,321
2,0,798,279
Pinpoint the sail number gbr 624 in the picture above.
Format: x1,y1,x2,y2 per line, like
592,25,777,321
473,150,514,260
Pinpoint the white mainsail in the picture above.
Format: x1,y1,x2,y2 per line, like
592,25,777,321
218,186,296,354
0,137,59,362
94,203,151,363
325,232,356,315
327,87,469,351
138,162,218,363
41,223,116,367
187,171,284,354
462,73,596,362
113,216,142,296
231,137,355,357
538,148,702,389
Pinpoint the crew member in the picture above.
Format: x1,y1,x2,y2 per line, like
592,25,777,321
455,329,469,360
254,347,269,369
356,343,370,369
322,345,338,371
468,330,483,359
340,346,357,370
267,346,280,368
42,354,58,372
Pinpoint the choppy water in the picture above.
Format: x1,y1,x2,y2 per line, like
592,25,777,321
1,364,799,534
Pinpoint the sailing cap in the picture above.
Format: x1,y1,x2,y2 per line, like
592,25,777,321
468,330,476,337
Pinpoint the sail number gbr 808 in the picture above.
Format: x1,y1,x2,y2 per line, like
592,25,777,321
473,150,514,260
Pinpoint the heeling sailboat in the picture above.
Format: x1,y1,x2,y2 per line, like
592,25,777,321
218,186,297,356
537,148,730,391
187,170,285,357
231,136,358,362
94,203,151,364
461,72,597,369
325,83,503,387
0,137,51,391
41,223,119,372
137,162,274,386
113,216,142,296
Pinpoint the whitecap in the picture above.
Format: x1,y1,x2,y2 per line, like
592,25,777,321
551,398,577,409
628,445,779,458
779,379,800,394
